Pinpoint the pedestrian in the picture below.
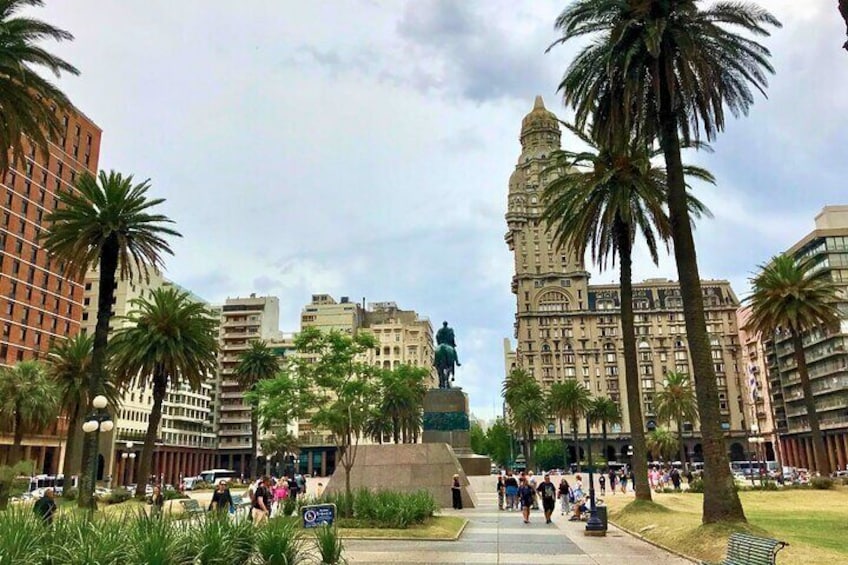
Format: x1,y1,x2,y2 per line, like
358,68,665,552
273,479,288,514
598,473,606,496
671,468,681,491
209,480,233,513
251,476,272,524
608,468,617,495
517,478,534,524
571,474,584,501
288,474,300,500
316,482,325,498
537,474,557,524
451,474,463,510
558,477,570,516
528,471,539,510
150,485,164,517
496,476,505,510
33,488,57,526
619,469,628,494
504,471,519,511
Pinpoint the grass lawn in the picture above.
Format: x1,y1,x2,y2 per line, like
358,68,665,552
605,488,848,564
338,516,467,540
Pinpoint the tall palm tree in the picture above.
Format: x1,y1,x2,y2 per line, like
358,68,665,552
745,255,841,475
549,0,780,523
364,407,392,444
588,396,622,465
259,429,299,478
502,368,545,469
547,380,591,472
655,371,699,467
109,287,218,498
46,334,120,477
0,361,58,465
541,122,710,499
646,427,679,463
235,340,281,480
0,0,80,175
43,170,179,508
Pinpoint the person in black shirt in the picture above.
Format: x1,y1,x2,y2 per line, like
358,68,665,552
496,476,505,510
517,478,534,524
251,476,272,524
504,472,519,511
209,481,233,513
598,473,606,496
451,474,463,510
537,474,557,524
33,488,57,525
150,485,164,517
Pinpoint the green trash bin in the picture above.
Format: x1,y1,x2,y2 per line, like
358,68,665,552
595,504,608,530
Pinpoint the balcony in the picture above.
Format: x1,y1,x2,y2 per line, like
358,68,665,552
218,429,250,437
220,392,245,399
219,416,251,424
219,404,248,411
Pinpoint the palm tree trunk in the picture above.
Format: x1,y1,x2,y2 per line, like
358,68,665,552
792,330,830,474
10,410,24,465
560,418,567,469
62,401,84,477
657,63,744,523
678,419,686,468
392,416,400,444
250,410,259,480
79,238,119,509
526,428,535,471
616,223,651,501
572,419,580,473
602,421,608,465
136,371,167,498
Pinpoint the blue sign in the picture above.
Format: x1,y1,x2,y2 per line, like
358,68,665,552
301,503,336,529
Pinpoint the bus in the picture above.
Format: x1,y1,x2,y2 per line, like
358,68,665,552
198,469,239,485
26,474,77,495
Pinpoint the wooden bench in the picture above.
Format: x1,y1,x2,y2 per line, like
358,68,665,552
707,532,788,565
180,499,205,516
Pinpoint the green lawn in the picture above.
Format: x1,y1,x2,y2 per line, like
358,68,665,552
606,488,848,564
339,516,466,540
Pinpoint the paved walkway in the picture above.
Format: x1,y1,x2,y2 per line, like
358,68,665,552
344,476,693,564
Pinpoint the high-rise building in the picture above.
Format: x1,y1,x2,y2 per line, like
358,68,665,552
297,294,435,475
0,107,101,471
80,268,217,486
764,206,848,471
504,96,748,463
215,294,280,475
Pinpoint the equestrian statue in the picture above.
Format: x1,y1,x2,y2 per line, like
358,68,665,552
434,321,461,389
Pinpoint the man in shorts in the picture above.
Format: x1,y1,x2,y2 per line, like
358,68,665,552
536,474,558,524
251,476,272,524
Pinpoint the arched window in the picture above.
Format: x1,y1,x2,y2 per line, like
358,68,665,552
537,290,570,313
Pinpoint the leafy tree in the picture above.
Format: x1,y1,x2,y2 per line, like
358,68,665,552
745,255,841,475
0,461,34,509
43,170,179,508
109,287,218,498
534,438,566,471
46,334,121,477
655,371,699,466
485,418,513,468
259,429,299,478
291,327,379,505
588,397,622,466
0,361,58,465
236,341,282,479
470,423,488,455
0,0,80,175
646,428,679,462
547,380,591,472
502,368,545,471
378,365,428,444
541,121,710,500
549,0,780,523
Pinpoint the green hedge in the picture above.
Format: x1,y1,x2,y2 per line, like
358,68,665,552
318,488,437,529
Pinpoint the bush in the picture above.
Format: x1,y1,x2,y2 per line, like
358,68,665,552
281,497,297,517
162,489,188,501
314,524,344,565
811,477,834,490
686,478,704,493
841,477,848,487
105,488,133,505
255,517,308,565
345,488,436,529
193,480,212,490
63,487,79,501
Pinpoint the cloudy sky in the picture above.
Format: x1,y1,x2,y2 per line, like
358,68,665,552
35,1,847,419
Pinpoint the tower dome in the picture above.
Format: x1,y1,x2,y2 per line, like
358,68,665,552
519,96,561,155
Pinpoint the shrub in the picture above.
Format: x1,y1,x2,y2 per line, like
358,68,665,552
125,511,190,565
686,479,704,493
162,489,189,501
314,524,345,565
63,487,79,501
811,477,834,490
841,477,848,487
0,506,49,565
281,497,297,517
193,480,212,490
182,512,255,565
348,488,436,529
105,488,133,505
255,517,308,565
49,513,126,565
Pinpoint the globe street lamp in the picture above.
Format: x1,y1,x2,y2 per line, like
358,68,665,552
121,441,137,486
82,394,112,507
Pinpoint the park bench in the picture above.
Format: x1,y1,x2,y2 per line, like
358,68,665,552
230,494,251,512
707,532,788,565
180,498,206,516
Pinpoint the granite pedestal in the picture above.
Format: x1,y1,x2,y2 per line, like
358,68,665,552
423,388,491,476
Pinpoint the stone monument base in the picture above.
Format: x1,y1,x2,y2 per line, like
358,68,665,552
422,388,492,475
324,443,478,509
456,453,492,476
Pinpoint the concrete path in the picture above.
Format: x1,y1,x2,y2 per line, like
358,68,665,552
344,476,693,564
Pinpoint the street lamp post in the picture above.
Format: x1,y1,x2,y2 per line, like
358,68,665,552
584,417,605,536
81,395,113,508
121,441,136,487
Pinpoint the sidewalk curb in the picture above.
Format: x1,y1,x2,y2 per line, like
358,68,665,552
342,518,468,542
608,519,700,564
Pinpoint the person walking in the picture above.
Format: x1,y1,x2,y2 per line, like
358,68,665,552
273,479,288,515
537,474,557,524
451,474,463,510
517,478,534,524
528,471,539,510
209,481,233,513
251,476,272,524
33,488,57,526
150,485,164,517
598,472,606,496
619,469,628,494
504,471,518,511
670,467,681,491
558,477,570,516
608,468,617,495
496,476,505,510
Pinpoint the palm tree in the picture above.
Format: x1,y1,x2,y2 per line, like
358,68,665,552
109,287,218,498
46,334,121,477
547,380,591,472
646,428,679,463
0,0,80,175
745,255,841,475
655,371,699,468
588,397,622,465
259,429,299,478
511,395,547,472
541,122,710,499
364,407,392,444
43,170,179,508
235,340,281,480
0,361,58,465
549,0,780,523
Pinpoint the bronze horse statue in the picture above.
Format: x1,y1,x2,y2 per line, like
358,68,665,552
434,343,458,389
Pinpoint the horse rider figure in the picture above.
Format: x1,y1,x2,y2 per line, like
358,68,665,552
436,321,461,366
